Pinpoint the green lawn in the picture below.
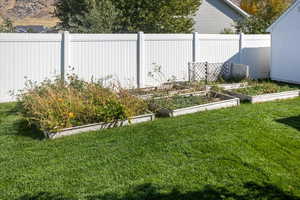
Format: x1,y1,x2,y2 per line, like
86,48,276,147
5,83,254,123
0,99,300,200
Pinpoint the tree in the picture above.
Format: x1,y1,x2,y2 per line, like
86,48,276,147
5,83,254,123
241,0,292,16
55,0,117,33
241,0,259,14
113,0,201,33
235,16,270,34
54,0,201,33
27,28,37,33
0,19,14,33
237,0,292,34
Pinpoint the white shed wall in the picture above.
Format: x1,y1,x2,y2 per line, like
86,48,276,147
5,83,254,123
270,2,300,84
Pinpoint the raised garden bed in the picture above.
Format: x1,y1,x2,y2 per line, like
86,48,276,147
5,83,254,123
226,82,300,103
131,82,206,99
132,82,248,100
16,73,155,140
148,92,239,117
46,113,155,139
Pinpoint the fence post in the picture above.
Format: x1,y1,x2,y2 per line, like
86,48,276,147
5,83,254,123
62,31,70,80
192,32,199,62
188,62,192,82
239,32,244,64
137,32,145,88
205,61,208,84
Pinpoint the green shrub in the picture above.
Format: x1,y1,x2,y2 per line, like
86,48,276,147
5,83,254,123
17,74,147,133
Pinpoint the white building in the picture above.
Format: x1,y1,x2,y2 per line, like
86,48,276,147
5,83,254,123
267,0,300,84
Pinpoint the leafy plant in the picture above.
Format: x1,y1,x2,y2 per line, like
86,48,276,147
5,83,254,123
113,0,201,33
235,15,272,34
16,73,148,133
54,0,201,33
55,0,118,33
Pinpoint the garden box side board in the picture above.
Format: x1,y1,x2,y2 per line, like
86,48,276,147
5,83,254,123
226,90,300,103
46,113,155,139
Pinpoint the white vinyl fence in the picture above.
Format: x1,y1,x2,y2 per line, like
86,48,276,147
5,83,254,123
0,32,270,102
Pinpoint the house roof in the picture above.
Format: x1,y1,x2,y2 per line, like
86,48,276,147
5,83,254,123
229,0,242,7
267,0,300,32
223,0,250,17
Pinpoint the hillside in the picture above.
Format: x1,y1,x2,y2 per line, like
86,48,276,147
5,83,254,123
0,0,59,27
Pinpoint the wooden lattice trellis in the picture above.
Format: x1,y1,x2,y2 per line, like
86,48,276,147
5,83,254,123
188,62,232,82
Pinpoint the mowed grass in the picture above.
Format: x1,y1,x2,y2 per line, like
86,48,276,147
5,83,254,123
0,99,300,200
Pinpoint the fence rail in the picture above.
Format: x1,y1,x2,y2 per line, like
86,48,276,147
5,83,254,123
0,32,271,102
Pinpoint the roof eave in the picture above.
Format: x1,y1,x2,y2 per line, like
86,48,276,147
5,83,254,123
223,0,250,18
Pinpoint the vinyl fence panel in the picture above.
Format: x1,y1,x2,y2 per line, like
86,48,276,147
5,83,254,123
143,34,193,87
69,34,138,88
0,33,62,102
0,32,271,102
242,34,271,79
197,34,240,63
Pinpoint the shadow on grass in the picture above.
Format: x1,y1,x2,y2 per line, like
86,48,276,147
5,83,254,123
13,119,45,140
1,104,44,140
15,182,300,200
0,103,18,119
16,192,76,200
277,116,300,131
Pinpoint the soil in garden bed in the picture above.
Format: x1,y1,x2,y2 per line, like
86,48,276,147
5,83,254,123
148,93,222,111
230,81,300,96
130,82,206,97
130,80,250,98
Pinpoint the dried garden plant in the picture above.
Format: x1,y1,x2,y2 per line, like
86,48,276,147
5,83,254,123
16,73,148,133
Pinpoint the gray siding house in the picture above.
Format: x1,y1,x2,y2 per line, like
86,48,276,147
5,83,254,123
194,0,249,34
